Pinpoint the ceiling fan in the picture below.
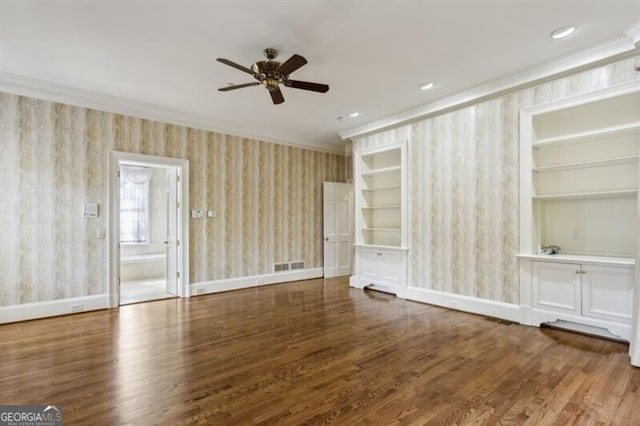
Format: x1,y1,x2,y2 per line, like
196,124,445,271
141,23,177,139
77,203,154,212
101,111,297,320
217,48,329,105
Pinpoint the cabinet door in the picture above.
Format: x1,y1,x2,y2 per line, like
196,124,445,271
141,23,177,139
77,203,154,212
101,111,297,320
581,265,634,323
532,262,581,314
378,250,402,285
359,248,380,281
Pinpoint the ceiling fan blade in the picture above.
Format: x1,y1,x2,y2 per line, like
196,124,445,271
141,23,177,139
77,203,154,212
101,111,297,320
287,80,329,93
218,82,260,91
270,88,285,105
217,58,255,75
276,54,308,76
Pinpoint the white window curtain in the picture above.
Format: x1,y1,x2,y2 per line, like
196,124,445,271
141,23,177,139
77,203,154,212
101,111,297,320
120,166,152,243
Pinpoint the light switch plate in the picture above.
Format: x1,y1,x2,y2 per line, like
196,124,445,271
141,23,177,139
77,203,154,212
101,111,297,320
84,203,99,218
191,210,204,219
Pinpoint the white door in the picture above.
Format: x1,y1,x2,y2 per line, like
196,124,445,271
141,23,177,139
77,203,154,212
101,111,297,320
323,182,353,278
165,168,179,295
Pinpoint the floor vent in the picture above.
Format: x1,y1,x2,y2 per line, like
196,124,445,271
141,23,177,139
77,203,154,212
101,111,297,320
290,260,305,270
484,317,516,326
274,263,290,272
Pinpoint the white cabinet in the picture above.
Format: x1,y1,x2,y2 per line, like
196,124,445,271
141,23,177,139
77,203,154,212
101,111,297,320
528,259,634,340
356,247,406,295
351,140,408,297
519,82,639,343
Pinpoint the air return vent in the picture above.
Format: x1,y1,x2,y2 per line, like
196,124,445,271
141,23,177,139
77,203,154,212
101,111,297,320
273,263,290,272
290,261,305,270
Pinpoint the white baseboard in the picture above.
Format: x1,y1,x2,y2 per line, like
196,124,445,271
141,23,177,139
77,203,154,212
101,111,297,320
191,268,324,295
406,286,523,323
0,294,110,324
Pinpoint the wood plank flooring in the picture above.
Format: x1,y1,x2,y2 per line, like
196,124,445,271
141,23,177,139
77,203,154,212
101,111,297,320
0,277,638,425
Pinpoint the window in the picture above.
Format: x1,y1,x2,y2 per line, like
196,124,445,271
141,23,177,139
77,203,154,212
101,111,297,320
120,165,152,243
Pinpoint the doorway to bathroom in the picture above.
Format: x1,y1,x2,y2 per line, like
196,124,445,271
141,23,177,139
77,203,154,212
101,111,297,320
109,152,189,307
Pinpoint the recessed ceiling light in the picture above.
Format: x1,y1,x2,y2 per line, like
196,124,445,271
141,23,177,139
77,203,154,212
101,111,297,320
550,26,576,39
419,82,434,90
349,112,359,118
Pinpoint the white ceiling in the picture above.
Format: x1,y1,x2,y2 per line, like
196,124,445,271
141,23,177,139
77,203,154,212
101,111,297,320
1,1,639,152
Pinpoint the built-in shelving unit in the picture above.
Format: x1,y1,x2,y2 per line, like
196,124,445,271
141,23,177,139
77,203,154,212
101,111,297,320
518,81,639,343
351,140,408,298
357,144,405,247
528,87,639,257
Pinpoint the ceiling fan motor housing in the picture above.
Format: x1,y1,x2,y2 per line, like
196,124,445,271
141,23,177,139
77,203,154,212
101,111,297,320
252,55,286,89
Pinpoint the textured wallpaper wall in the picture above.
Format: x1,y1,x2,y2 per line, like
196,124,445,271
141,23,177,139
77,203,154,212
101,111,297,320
0,95,345,306
354,57,640,304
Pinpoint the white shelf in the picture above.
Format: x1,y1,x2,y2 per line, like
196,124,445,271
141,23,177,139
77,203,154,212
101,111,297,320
362,165,401,176
354,243,409,250
362,227,401,232
533,189,637,200
534,122,640,148
533,156,638,173
516,253,635,267
361,205,401,210
361,184,401,192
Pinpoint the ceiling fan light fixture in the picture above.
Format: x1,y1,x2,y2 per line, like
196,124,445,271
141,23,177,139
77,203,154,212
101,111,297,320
419,82,434,90
550,26,576,39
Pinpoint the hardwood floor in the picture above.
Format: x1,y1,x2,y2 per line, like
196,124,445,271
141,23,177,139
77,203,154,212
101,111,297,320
0,277,638,425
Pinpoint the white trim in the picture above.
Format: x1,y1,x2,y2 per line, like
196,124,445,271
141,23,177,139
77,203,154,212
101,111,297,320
339,35,637,140
521,80,640,116
191,268,324,295
623,19,640,45
0,295,109,324
108,151,190,308
0,71,344,155
524,307,632,342
405,286,523,323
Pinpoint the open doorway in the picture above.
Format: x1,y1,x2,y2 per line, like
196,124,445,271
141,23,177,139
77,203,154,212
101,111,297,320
109,152,189,307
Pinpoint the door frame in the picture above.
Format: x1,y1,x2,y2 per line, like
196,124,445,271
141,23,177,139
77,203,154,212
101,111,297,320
108,151,190,307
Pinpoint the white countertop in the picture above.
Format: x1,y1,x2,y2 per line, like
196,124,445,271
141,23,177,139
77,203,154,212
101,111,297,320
516,253,635,267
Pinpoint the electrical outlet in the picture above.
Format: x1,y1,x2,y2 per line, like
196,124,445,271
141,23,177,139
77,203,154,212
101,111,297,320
71,303,83,313
196,288,205,295
450,299,459,306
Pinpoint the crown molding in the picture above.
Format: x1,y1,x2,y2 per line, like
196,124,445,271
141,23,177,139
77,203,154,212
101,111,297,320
0,71,344,155
624,19,640,45
339,33,639,141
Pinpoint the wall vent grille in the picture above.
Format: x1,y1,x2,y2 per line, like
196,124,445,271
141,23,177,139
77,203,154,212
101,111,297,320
274,263,290,272
290,261,305,270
